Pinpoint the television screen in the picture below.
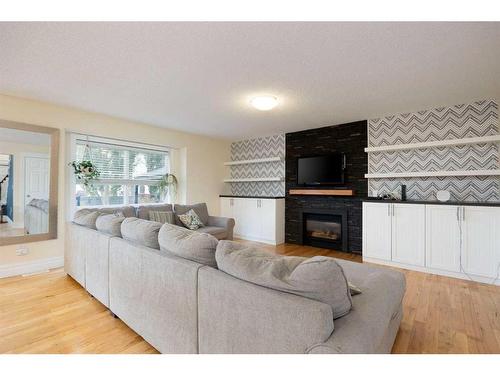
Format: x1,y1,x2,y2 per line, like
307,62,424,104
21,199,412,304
297,154,345,185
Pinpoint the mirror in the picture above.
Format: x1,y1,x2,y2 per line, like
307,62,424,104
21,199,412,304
0,120,59,245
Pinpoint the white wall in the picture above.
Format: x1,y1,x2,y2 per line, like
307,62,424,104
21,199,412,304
0,94,230,268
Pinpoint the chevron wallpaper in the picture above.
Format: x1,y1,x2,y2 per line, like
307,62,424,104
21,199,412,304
229,134,285,197
368,100,500,202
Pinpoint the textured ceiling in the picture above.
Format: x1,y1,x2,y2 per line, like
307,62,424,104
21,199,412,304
0,22,499,140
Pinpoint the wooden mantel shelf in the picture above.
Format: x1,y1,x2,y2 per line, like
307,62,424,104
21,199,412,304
289,189,355,196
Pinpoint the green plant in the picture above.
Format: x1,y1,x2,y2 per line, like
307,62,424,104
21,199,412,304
69,160,100,188
157,173,178,201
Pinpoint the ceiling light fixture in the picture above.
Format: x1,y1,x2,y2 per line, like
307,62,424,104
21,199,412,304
250,95,279,111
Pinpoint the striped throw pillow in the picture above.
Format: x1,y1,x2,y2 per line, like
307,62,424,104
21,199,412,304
149,210,175,224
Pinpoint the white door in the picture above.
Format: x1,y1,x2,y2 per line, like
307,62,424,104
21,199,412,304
24,155,50,206
260,199,276,243
391,204,425,266
362,202,392,261
461,206,500,278
425,205,461,272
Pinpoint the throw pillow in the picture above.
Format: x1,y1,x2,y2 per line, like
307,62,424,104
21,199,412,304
216,240,353,319
95,213,126,237
73,209,101,229
158,223,218,267
149,210,175,224
177,209,204,230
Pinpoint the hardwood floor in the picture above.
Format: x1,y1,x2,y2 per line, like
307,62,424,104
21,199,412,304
0,242,499,353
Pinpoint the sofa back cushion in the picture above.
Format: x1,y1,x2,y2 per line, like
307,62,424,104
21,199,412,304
137,203,173,220
158,223,218,267
98,205,136,218
96,213,126,237
215,240,353,319
121,217,162,249
149,210,175,224
174,203,209,226
73,209,101,229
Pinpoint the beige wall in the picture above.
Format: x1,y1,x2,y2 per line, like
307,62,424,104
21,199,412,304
0,94,230,267
0,141,50,228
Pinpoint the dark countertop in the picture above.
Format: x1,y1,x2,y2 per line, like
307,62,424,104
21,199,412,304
363,197,500,207
219,195,285,199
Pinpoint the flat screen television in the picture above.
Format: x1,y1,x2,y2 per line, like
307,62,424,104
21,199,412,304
297,153,346,186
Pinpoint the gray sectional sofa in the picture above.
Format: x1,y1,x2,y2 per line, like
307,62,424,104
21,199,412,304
65,203,406,354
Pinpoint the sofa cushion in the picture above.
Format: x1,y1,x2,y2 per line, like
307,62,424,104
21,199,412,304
96,213,125,237
149,210,175,224
195,226,227,240
158,223,218,267
121,217,162,249
137,204,173,220
98,205,136,218
178,209,205,230
215,241,353,319
174,203,209,226
73,209,101,229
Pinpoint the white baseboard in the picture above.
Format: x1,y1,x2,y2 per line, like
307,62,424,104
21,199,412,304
363,256,500,286
0,256,64,279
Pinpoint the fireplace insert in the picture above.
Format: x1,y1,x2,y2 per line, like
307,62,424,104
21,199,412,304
301,210,347,251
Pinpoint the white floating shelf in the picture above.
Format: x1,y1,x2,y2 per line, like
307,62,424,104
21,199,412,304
224,157,282,166
365,169,500,179
365,135,500,153
224,177,283,183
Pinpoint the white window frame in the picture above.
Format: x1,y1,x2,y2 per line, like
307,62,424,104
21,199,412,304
68,133,172,218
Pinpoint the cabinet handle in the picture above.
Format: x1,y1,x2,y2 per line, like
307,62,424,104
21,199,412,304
392,204,395,216
456,207,459,221
462,207,465,221
388,204,390,216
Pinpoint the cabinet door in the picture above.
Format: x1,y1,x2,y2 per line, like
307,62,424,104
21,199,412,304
362,202,392,260
232,198,246,237
425,205,461,272
462,206,500,278
260,199,276,243
220,198,233,219
391,204,425,266
245,199,262,239
232,198,258,239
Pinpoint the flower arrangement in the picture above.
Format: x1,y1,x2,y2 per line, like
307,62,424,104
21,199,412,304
69,160,100,188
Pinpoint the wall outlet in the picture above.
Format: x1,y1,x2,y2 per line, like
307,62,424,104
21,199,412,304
16,246,29,256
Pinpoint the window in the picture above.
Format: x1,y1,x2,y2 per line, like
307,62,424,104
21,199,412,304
72,135,170,208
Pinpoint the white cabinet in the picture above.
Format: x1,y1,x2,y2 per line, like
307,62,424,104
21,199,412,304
362,202,392,260
364,201,500,285
425,205,461,272
392,204,425,266
363,202,425,266
220,197,285,245
462,206,500,278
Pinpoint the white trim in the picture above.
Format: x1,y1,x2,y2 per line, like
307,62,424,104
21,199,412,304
234,234,281,246
224,177,283,182
364,135,500,153
365,169,500,178
363,256,500,286
223,157,283,166
73,133,173,153
0,256,63,279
